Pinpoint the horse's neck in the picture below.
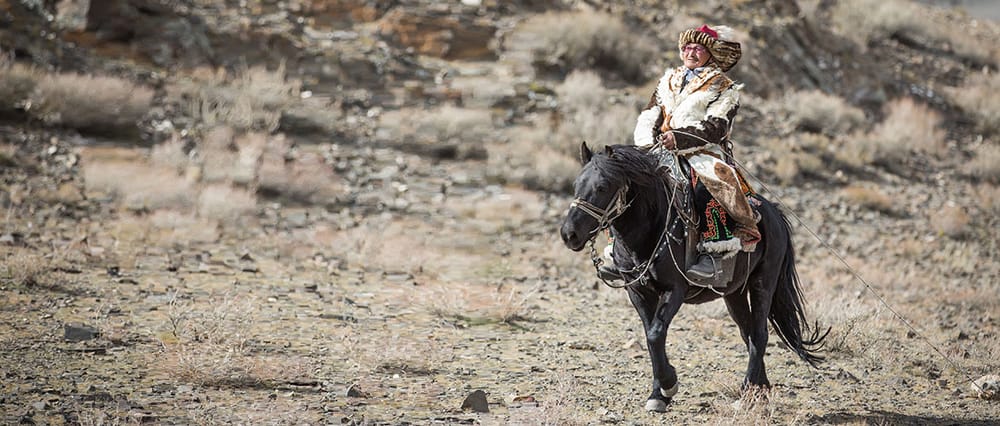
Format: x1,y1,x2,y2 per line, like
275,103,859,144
613,184,669,258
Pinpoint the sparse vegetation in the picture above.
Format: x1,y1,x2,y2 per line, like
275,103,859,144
0,58,39,112
28,72,154,133
507,11,657,83
168,64,300,133
782,90,866,136
948,72,1000,135
840,185,894,214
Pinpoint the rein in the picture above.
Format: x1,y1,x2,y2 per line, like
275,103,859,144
570,184,630,236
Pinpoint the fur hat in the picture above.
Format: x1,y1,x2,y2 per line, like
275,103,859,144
678,25,742,72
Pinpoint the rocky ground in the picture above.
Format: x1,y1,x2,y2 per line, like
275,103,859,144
1,0,999,424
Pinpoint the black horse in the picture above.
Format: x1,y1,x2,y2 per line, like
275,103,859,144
559,143,827,412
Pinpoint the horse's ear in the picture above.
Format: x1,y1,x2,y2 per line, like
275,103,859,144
580,141,593,165
604,144,614,157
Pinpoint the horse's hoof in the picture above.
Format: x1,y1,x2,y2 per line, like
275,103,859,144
660,382,679,398
645,398,668,412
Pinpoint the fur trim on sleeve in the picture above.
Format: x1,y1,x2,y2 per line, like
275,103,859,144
633,105,661,147
706,83,742,120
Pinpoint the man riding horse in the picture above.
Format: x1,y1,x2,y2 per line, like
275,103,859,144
602,24,760,287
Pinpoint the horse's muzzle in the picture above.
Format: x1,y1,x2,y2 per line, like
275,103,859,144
560,216,588,252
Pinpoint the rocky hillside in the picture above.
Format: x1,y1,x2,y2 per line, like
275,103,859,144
1,0,998,423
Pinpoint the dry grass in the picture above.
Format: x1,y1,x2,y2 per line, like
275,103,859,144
830,0,919,46
506,11,657,83
491,126,579,192
338,329,450,376
378,105,495,148
0,59,39,111
839,185,894,214
948,72,1000,135
257,140,343,205
28,72,153,132
83,161,195,211
842,98,945,168
159,292,316,388
0,251,50,287
197,184,258,222
555,71,637,148
507,373,587,426
169,64,300,132
707,385,779,426
966,143,1000,183
782,90,866,136
421,283,537,325
930,204,971,240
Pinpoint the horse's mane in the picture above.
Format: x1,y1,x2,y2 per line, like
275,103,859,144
590,145,662,189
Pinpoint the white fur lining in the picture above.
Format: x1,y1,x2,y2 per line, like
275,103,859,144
705,83,742,120
699,238,742,257
633,106,661,147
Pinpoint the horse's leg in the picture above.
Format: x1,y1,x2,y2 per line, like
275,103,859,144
626,286,672,412
642,284,688,411
743,273,778,390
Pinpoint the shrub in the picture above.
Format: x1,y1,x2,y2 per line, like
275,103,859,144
507,11,657,83
782,90,866,136
555,70,637,151
830,0,918,46
967,143,1000,183
83,161,195,211
843,98,945,168
169,64,300,132
931,204,971,240
197,184,257,221
27,72,153,133
948,72,1000,135
0,60,39,112
840,185,894,214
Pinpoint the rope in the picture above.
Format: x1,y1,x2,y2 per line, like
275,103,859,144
715,140,985,394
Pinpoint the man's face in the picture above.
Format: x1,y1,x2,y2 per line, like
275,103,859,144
681,43,711,69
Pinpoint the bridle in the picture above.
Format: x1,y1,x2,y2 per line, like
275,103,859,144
569,183,630,236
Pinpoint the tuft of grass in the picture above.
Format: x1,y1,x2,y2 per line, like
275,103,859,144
168,64,300,132
782,90,866,136
830,0,921,46
83,161,195,211
506,11,657,83
931,204,971,240
27,72,153,133
948,72,1000,135
840,185,894,214
842,98,945,168
377,105,494,158
490,126,579,192
1,251,50,287
0,58,39,112
967,143,1000,183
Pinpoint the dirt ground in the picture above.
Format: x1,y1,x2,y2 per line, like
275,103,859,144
1,136,998,425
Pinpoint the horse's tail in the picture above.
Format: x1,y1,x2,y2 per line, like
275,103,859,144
768,207,830,367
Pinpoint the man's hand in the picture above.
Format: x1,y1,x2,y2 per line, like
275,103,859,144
657,131,676,150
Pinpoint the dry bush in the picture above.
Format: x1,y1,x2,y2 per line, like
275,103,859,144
508,373,587,426
555,71,637,148
839,185,893,214
930,204,971,239
0,251,50,287
197,184,257,222
782,90,866,136
507,11,657,83
378,105,495,149
147,210,220,245
966,143,1000,183
490,126,578,192
28,72,153,132
158,292,316,388
830,0,918,46
948,72,1000,135
843,98,945,167
420,283,537,325
169,64,300,132
83,161,195,211
0,59,39,111
339,330,450,375
705,385,779,426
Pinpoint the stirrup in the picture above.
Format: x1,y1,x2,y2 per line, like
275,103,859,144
598,264,624,281
686,252,736,289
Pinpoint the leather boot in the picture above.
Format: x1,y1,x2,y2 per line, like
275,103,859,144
598,264,624,281
686,253,731,288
